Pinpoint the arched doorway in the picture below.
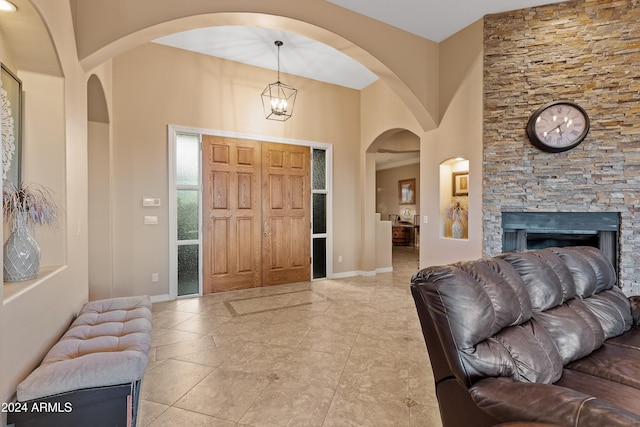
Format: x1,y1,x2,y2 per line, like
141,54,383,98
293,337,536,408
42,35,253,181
366,129,421,271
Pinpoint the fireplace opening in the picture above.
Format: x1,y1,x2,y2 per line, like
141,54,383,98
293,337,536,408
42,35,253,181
502,212,620,276
527,232,599,250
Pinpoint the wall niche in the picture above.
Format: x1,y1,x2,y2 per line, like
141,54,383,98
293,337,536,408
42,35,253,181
440,158,468,239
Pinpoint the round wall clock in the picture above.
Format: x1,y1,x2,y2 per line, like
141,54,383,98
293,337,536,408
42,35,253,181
526,101,590,153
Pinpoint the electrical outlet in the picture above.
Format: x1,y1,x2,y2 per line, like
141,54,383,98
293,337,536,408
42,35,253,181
151,273,159,282
338,256,343,263
423,215,429,224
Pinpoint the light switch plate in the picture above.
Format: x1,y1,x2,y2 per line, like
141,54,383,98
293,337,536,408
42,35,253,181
142,198,161,207
144,216,158,225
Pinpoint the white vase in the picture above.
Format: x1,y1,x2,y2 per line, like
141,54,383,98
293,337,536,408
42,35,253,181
4,210,41,281
452,216,464,239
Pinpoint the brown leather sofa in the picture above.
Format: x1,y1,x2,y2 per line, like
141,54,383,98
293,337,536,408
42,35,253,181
411,246,640,427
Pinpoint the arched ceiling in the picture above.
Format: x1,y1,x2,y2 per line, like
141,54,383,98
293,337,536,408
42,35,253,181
0,0,61,76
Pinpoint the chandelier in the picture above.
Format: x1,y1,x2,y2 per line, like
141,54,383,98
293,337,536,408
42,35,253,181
261,40,297,121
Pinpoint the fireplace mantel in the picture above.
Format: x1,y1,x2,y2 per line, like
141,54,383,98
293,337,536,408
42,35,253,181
501,212,620,270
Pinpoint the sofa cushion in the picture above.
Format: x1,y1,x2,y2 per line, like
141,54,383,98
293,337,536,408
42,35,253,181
555,369,640,417
607,325,640,349
533,298,604,364
581,287,633,338
413,257,565,385
552,246,617,296
17,296,152,402
566,342,640,390
470,376,640,427
499,250,577,311
498,247,635,364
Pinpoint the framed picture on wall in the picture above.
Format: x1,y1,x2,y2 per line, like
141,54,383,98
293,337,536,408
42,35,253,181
453,171,469,196
1,63,22,186
398,178,416,205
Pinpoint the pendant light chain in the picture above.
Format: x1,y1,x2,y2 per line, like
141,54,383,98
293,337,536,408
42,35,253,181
276,40,283,83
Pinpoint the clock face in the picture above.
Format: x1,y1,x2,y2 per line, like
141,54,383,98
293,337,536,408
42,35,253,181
526,102,590,153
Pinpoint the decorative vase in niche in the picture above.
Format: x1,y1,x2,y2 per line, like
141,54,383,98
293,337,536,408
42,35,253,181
4,210,41,281
451,215,464,239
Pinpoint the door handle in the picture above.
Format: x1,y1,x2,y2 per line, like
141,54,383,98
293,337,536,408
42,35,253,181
263,221,271,237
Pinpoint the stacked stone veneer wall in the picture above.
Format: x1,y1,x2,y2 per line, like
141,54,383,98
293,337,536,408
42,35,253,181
483,0,640,294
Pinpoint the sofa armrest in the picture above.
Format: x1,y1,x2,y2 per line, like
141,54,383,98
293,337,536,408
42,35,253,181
470,377,640,427
629,296,640,325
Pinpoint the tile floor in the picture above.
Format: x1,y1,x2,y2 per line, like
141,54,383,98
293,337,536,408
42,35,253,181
139,246,443,427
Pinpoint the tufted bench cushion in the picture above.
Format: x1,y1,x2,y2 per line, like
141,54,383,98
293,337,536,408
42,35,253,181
16,295,152,402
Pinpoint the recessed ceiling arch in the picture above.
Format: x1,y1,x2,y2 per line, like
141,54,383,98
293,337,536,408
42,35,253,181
73,10,437,131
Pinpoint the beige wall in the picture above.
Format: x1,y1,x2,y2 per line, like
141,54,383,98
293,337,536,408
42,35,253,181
88,121,112,300
1,0,89,417
419,20,484,267
108,42,362,297
0,1,486,419
376,163,421,221
20,71,66,267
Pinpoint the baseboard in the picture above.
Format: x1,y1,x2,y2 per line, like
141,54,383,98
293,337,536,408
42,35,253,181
331,270,361,279
331,268,392,279
150,294,172,303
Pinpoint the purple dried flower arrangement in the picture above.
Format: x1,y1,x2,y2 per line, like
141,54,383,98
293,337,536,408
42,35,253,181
3,182,59,227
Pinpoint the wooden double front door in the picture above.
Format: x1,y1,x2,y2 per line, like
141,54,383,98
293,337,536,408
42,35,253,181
202,135,310,293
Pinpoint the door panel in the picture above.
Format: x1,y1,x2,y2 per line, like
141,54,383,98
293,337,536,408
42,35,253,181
262,143,311,287
202,137,311,293
203,136,262,293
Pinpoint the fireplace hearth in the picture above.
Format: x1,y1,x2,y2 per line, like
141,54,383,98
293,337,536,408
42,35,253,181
501,212,620,272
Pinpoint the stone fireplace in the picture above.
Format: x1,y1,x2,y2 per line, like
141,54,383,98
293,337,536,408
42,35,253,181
502,212,620,275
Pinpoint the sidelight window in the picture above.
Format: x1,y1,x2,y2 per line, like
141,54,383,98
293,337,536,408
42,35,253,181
173,132,201,297
311,149,328,279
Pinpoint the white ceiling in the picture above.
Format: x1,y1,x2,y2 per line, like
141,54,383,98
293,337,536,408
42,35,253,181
327,0,566,43
154,0,566,89
154,27,379,90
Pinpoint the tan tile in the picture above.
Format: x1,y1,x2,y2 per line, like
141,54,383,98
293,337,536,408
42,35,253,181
239,379,334,427
410,403,443,427
298,326,358,356
137,399,168,426
323,390,410,427
152,309,197,329
262,320,313,347
148,406,235,427
175,368,270,421
268,301,330,325
151,300,181,314
358,316,408,342
210,319,270,345
172,310,232,334
141,359,214,405
144,248,433,427
172,341,243,368
155,335,217,361
408,361,438,407
321,301,380,323
174,297,230,314
219,341,292,375
338,355,409,401
151,328,204,348
350,334,410,362
275,348,348,389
